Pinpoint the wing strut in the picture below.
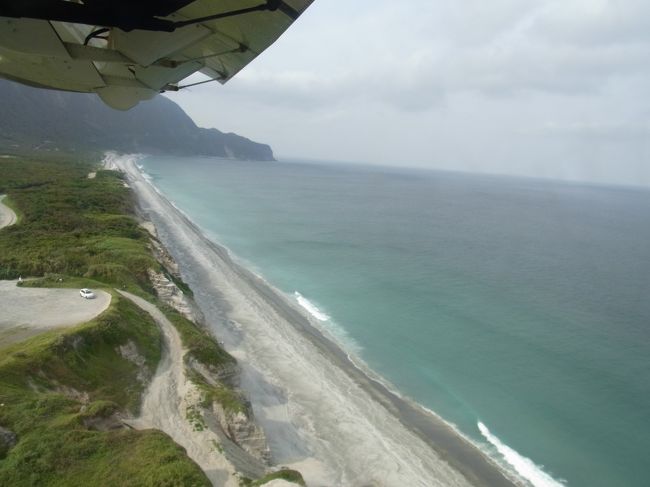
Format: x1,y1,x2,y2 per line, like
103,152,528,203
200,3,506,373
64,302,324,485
162,77,221,92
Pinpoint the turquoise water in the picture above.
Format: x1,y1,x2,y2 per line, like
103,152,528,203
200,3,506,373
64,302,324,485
141,156,650,487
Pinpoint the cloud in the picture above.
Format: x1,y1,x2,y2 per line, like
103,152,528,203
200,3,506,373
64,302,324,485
529,121,650,140
530,0,650,47
433,1,650,96
170,0,650,185
197,0,650,112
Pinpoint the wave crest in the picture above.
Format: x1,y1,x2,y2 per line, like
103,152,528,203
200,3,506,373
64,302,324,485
294,291,330,321
478,422,564,487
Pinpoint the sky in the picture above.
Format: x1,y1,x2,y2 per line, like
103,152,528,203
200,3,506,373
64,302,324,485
168,0,650,187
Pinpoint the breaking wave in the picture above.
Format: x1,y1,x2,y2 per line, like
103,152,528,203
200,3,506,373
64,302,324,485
478,422,565,487
294,291,330,321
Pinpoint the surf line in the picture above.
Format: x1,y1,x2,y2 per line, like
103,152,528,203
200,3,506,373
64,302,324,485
478,422,565,487
294,291,330,321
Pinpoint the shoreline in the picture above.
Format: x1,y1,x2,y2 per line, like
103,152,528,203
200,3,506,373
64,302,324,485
110,153,520,487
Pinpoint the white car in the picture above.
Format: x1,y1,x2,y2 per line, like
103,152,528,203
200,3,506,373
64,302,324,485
80,288,96,299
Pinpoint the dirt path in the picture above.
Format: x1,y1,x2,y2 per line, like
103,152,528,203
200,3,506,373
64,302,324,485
0,195,17,229
117,290,240,487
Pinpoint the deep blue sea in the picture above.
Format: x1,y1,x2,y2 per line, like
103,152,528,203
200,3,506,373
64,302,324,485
140,156,650,487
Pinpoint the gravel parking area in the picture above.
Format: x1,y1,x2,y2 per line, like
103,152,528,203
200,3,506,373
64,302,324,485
0,281,111,346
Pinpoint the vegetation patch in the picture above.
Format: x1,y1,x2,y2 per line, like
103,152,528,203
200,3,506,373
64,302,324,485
0,296,159,411
211,439,224,454
0,156,156,291
0,295,209,485
186,404,206,432
20,273,113,291
164,269,194,297
162,306,235,371
0,153,210,485
0,426,210,487
188,370,247,416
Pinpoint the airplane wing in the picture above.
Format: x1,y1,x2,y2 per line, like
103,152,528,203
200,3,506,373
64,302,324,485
0,0,314,109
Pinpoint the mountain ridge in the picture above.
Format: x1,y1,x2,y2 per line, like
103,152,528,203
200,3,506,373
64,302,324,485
0,79,274,161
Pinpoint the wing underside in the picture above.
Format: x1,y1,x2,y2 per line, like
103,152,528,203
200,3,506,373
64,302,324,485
0,0,313,109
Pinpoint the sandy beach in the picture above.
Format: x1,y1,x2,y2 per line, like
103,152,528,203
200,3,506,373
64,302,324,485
109,153,519,487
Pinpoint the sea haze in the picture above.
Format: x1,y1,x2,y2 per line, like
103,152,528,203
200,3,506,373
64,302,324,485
140,156,650,487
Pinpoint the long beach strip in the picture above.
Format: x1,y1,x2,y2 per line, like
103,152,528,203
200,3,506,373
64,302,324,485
110,153,519,487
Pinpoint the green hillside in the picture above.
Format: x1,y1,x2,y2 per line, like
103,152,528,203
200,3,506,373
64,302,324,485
0,79,274,161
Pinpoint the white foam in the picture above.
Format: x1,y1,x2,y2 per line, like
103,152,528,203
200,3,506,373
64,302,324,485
478,422,565,487
294,291,330,321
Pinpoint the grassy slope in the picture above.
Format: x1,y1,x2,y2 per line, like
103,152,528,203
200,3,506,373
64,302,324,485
0,297,209,486
0,152,300,486
0,153,210,485
163,305,235,371
0,154,156,292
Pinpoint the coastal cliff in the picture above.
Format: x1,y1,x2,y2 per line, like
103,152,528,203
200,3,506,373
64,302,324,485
0,79,274,161
145,226,272,466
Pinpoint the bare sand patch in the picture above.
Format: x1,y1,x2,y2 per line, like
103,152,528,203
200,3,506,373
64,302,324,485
0,281,111,346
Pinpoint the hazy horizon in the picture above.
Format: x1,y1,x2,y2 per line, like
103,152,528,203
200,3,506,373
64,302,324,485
269,155,650,191
166,0,650,188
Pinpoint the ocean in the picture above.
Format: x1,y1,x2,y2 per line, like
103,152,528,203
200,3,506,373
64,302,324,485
139,155,650,487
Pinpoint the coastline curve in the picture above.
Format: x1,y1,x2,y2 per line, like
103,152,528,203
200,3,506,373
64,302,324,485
111,153,521,487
